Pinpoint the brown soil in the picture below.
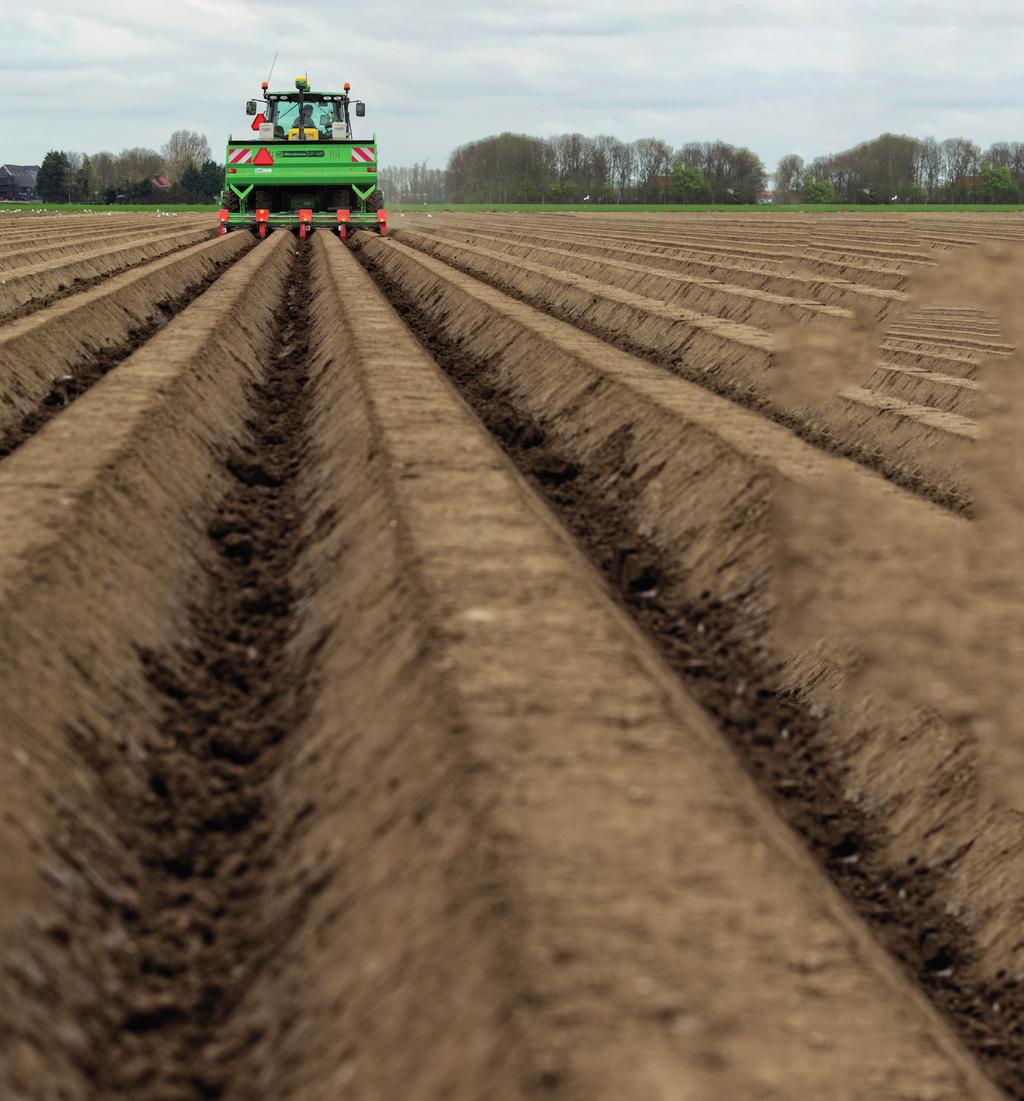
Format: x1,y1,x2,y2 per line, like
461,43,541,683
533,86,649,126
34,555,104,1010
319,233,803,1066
83,241,315,1099
0,212,1023,1099
393,223,972,510
0,225,211,320
0,236,251,457
357,233,1024,1096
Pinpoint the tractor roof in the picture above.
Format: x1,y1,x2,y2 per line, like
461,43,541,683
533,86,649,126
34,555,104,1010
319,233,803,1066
268,90,344,98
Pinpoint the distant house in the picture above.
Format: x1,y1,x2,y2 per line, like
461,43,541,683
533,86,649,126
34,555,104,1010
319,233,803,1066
0,165,39,201
151,175,172,190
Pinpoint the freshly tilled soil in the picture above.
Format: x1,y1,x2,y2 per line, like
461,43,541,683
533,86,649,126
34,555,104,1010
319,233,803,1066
0,212,1022,1099
0,233,252,456
357,231,1024,1097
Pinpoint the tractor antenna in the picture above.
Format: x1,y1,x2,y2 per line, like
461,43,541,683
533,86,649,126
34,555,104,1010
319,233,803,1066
266,50,279,87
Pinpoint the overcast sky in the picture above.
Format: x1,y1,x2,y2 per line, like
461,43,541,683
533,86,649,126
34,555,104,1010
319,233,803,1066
4,0,1023,174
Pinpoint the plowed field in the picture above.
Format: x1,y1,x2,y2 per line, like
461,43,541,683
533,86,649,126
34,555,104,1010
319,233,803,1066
2,210,1023,1100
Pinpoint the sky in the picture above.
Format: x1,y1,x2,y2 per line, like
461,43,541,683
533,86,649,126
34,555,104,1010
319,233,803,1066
3,0,1023,175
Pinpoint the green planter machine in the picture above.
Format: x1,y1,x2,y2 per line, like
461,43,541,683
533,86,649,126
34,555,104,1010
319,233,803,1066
218,75,386,239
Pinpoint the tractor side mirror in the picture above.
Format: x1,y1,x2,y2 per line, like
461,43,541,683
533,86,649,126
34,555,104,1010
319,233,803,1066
355,102,366,117
245,100,258,116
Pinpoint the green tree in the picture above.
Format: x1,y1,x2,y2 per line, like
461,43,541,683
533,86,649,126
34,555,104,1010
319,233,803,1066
729,148,767,202
591,183,617,204
125,178,154,203
198,160,223,203
180,162,203,201
980,162,1015,202
36,150,71,202
559,176,582,202
75,154,96,202
670,162,711,202
803,174,837,203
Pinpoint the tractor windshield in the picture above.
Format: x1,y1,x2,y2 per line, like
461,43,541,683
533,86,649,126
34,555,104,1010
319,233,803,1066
268,96,341,135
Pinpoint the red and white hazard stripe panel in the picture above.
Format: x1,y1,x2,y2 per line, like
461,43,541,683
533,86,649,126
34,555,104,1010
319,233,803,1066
351,146,376,163
229,148,253,165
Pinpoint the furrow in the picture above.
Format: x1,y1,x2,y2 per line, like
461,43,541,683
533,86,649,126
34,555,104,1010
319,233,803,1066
395,225,775,367
413,225,858,324
0,216,206,246
836,386,978,438
422,217,792,271
806,239,936,262
0,232,253,455
881,339,985,372
355,232,1024,1097
395,227,970,509
883,328,1014,355
0,225,210,271
867,361,980,413
0,232,295,1098
0,225,211,319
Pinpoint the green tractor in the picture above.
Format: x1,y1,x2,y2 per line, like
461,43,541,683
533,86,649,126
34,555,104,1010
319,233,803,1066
218,75,386,239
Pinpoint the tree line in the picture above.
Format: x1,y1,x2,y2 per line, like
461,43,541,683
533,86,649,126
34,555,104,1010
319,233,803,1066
378,163,448,205
382,130,1024,206
776,133,1024,204
441,132,768,204
30,126,1024,207
35,131,221,204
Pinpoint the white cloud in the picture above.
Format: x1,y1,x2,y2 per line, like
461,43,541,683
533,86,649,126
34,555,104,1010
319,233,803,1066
2,0,1022,172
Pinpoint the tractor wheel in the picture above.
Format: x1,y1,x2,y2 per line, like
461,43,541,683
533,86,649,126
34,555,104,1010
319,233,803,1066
223,189,240,213
365,189,384,213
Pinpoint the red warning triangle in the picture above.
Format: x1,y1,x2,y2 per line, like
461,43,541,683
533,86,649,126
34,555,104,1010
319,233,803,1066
253,147,275,166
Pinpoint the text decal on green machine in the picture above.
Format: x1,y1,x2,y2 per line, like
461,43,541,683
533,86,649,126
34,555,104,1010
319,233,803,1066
280,150,326,158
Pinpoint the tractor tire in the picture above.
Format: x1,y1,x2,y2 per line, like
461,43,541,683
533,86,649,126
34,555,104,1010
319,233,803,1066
365,189,384,213
222,189,240,213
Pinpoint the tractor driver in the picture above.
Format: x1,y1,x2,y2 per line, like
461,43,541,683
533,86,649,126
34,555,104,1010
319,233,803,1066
288,101,331,139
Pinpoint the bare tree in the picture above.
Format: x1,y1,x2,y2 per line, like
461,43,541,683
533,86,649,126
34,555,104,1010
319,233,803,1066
775,154,805,201
915,137,943,200
115,147,165,188
162,130,212,183
631,138,673,200
91,151,117,196
941,137,981,200
610,140,636,200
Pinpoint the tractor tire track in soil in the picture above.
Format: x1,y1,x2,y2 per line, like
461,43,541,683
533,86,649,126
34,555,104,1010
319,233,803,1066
80,243,316,1099
355,235,1024,1099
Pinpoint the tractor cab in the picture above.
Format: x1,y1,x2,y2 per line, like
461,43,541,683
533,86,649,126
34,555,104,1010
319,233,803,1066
247,77,367,142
